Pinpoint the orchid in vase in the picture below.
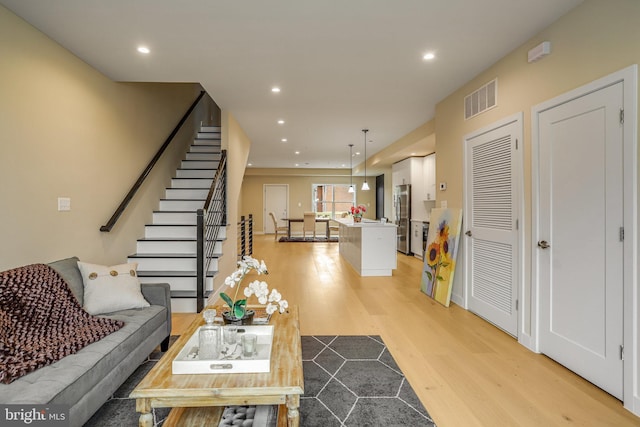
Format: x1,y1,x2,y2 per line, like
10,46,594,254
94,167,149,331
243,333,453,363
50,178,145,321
220,256,288,323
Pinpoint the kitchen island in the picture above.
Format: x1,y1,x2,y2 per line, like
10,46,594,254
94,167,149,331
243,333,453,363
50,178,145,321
334,218,398,276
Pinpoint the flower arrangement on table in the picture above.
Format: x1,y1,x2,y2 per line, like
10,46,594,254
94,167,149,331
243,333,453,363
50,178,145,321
220,256,288,324
350,204,366,222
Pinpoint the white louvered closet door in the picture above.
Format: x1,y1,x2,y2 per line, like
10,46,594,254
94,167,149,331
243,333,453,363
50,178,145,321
464,117,520,337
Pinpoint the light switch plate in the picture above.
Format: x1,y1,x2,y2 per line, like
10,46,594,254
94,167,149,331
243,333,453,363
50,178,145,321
58,197,71,211
440,200,447,208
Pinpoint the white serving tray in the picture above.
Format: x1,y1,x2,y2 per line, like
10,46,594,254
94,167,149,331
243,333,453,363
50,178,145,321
172,325,274,375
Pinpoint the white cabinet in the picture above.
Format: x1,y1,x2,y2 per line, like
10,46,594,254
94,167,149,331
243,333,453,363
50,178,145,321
410,220,424,258
392,157,426,220
393,155,437,221
337,219,398,276
423,154,436,201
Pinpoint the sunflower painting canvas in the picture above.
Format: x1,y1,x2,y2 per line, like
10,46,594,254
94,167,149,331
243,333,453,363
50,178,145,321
421,208,463,307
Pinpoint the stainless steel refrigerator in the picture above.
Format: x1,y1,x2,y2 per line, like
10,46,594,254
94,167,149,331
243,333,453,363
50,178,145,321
394,184,411,254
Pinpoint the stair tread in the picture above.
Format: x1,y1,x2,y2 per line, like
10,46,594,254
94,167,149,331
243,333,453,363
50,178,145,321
138,270,216,277
138,238,196,242
158,198,207,202
130,252,223,258
170,290,214,298
166,187,211,190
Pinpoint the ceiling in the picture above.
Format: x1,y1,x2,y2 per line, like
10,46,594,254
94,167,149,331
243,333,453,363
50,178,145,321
1,0,582,173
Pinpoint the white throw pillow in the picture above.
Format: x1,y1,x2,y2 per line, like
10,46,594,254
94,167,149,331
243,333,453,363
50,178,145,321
77,261,150,315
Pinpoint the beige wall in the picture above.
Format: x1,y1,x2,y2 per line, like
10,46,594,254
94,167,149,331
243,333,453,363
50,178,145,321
0,6,202,270
208,111,252,301
241,169,376,234
433,0,639,411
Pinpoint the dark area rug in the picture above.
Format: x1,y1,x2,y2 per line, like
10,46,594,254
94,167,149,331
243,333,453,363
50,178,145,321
86,335,435,427
278,236,338,242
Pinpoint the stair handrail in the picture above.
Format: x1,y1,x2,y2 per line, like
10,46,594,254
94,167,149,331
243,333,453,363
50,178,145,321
100,90,206,232
196,149,227,312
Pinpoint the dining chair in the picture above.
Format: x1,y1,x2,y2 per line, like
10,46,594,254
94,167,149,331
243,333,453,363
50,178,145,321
269,212,288,241
303,211,316,240
328,212,346,238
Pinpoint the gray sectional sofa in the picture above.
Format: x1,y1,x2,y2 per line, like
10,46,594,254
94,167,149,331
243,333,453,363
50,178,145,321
0,257,172,427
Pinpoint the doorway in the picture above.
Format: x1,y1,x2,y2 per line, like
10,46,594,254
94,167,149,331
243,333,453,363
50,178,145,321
463,113,523,338
532,66,637,402
264,184,288,235
376,174,384,219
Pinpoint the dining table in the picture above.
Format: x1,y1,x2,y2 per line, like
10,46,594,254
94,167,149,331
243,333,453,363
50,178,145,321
282,217,331,238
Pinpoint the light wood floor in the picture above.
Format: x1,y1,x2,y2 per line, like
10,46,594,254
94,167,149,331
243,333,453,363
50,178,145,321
172,234,640,426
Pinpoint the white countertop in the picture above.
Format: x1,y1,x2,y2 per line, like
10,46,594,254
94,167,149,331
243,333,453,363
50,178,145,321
333,217,397,227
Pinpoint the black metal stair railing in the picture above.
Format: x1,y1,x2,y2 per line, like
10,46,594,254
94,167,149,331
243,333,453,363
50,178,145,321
238,214,253,260
196,149,227,313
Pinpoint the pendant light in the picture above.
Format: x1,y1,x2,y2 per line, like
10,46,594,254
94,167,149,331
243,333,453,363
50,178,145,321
348,144,355,193
361,129,370,191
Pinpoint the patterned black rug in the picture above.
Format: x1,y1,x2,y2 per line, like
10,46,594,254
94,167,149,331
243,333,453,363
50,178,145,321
86,335,435,427
278,236,339,242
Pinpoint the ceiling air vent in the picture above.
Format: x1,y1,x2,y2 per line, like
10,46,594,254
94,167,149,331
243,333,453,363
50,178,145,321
464,79,497,120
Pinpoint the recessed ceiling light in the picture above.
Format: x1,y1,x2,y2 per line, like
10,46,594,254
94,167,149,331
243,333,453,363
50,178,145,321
247,163,253,167
271,87,281,93
294,151,300,155
137,46,150,54
423,52,435,61
355,151,361,156
277,120,285,124
281,138,288,142
295,163,299,167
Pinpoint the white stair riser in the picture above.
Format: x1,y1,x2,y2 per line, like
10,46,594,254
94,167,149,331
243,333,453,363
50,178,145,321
170,178,213,189
200,126,221,132
185,152,221,161
152,211,197,225
170,298,198,313
196,132,221,139
158,199,204,211
189,139,222,153
130,257,218,272
145,225,196,238
136,240,223,254
144,225,226,239
181,160,219,169
175,169,215,179
139,276,214,292
190,145,220,153
165,188,209,200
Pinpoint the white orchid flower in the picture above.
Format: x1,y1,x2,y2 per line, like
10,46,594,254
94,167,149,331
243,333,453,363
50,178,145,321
221,257,288,319
265,304,277,315
268,289,281,302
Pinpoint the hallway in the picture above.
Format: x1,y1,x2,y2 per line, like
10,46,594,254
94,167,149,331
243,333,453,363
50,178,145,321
174,235,638,426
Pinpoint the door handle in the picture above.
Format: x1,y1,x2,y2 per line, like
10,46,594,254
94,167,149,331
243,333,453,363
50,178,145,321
537,240,550,249
465,230,472,237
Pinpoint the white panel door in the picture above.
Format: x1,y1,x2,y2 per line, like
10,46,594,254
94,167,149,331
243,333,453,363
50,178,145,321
264,184,288,234
464,116,521,337
537,82,623,399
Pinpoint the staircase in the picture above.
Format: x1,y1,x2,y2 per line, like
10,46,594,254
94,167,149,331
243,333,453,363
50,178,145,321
129,126,224,313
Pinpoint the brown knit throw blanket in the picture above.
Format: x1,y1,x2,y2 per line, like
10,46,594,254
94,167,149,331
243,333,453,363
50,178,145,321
0,263,124,384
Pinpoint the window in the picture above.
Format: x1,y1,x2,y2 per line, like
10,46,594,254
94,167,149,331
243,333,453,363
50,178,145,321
312,184,355,218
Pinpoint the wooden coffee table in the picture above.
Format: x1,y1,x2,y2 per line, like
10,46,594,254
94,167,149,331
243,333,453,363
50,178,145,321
130,305,303,427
